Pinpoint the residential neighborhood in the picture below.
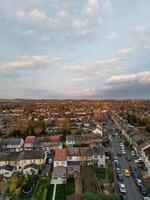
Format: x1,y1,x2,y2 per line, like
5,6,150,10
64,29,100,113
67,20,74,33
0,99,150,200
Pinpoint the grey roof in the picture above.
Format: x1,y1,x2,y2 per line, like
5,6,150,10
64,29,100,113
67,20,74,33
0,165,14,171
1,138,23,146
24,163,39,170
0,151,45,161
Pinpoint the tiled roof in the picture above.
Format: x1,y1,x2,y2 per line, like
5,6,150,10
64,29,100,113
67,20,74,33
54,148,67,161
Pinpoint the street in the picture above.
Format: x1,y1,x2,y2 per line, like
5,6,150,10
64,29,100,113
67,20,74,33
112,135,143,200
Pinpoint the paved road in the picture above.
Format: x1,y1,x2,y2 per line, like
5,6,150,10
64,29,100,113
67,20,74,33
112,135,143,200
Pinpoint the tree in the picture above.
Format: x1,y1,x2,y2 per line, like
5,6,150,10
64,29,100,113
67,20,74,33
9,182,16,194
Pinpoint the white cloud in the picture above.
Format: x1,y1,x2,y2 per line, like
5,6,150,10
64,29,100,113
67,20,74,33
0,56,60,74
21,30,35,35
135,25,146,33
107,71,150,85
102,0,113,15
29,9,47,21
64,58,124,77
70,78,87,82
71,88,96,97
73,20,89,29
86,0,99,16
16,9,47,22
106,32,118,40
118,47,135,55
41,36,50,42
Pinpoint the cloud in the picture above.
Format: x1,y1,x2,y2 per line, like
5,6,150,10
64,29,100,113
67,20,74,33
0,56,60,74
86,0,99,16
92,71,150,99
64,58,125,77
107,71,150,85
70,88,96,97
135,25,146,33
102,0,113,15
106,32,118,40
21,30,35,35
73,20,89,29
70,78,87,82
118,47,135,55
40,36,50,42
16,9,47,22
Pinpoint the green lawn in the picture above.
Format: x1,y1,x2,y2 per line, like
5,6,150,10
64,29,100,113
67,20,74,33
67,178,75,196
46,184,54,200
55,184,66,200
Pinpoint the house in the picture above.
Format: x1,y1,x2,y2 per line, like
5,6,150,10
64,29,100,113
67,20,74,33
92,128,103,137
20,151,46,169
66,134,102,147
42,135,60,152
0,150,46,170
140,142,150,175
67,161,80,177
54,147,67,168
52,146,67,183
24,136,35,151
92,147,105,168
0,165,15,178
0,138,24,152
23,163,39,176
67,148,80,177
53,166,67,182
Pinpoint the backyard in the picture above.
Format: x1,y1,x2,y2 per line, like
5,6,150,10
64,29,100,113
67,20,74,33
67,178,75,196
55,184,66,200
81,167,100,193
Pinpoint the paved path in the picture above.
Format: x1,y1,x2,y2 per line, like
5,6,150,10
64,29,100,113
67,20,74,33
52,184,57,200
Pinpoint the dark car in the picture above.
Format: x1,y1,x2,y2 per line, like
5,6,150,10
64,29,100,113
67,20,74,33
126,156,132,161
117,173,124,181
121,194,128,200
132,170,138,179
139,184,147,196
118,152,122,156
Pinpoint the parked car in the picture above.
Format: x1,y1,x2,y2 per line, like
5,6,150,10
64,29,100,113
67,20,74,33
135,178,142,186
119,183,126,194
121,194,128,200
117,173,124,181
143,196,150,200
132,170,138,179
139,184,147,196
122,150,126,154
131,151,136,157
116,167,121,174
117,152,122,156
126,156,132,161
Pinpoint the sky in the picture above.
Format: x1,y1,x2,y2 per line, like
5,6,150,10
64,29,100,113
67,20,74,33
0,0,150,99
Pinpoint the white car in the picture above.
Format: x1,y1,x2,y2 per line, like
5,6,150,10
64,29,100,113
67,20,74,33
135,178,142,186
144,197,150,200
119,183,126,193
122,150,126,154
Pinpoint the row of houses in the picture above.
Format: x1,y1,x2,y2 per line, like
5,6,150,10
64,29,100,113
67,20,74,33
0,150,46,178
52,145,106,184
0,135,60,152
